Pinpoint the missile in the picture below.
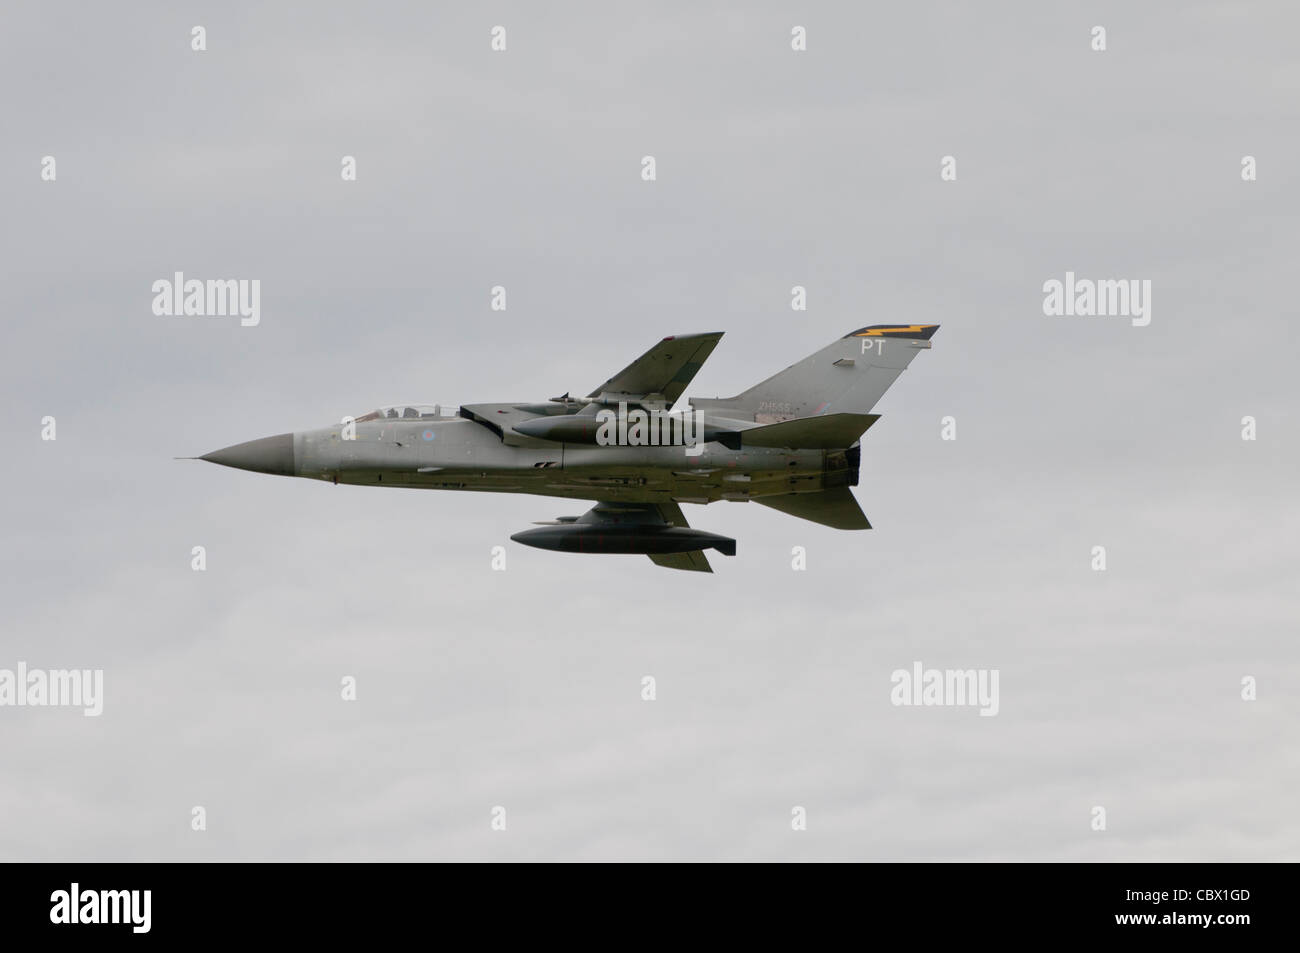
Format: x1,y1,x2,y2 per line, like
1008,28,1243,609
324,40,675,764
513,416,605,443
513,415,741,449
510,525,737,556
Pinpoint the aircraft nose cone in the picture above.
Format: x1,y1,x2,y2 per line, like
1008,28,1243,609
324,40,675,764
201,433,296,476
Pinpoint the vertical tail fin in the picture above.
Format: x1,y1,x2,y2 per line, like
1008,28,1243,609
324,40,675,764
691,325,939,422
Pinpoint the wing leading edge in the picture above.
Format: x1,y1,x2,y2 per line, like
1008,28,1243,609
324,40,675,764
589,332,724,405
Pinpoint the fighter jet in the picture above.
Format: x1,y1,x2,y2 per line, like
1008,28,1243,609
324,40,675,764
197,324,939,572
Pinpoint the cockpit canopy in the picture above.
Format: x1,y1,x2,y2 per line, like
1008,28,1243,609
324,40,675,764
353,404,457,422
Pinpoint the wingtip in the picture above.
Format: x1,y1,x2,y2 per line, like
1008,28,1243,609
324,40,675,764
663,330,725,341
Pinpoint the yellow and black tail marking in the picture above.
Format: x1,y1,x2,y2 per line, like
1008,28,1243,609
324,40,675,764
843,324,940,339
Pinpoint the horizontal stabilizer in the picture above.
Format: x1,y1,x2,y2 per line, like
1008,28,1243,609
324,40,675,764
648,550,713,572
754,487,872,530
741,413,879,449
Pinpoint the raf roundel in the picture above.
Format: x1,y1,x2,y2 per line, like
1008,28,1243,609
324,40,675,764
422,429,436,441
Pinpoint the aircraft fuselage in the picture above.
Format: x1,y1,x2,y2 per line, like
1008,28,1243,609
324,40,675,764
288,416,851,505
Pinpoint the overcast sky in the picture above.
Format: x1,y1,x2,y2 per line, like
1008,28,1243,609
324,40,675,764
1,1,1297,860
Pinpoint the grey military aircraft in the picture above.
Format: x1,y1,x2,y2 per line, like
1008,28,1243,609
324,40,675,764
196,324,939,572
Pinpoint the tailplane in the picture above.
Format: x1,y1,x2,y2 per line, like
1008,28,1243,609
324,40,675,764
738,412,879,449
754,487,872,530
